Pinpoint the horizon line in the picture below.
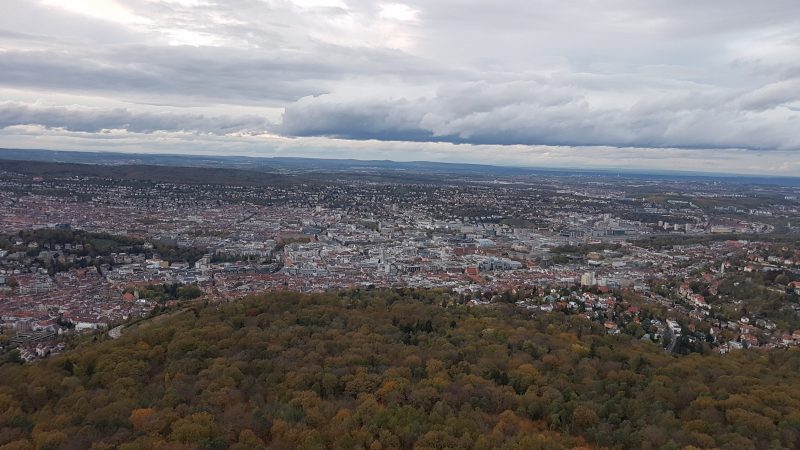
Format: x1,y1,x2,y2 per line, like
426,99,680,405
0,146,798,181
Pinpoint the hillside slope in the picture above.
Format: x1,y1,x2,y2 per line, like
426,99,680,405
1,289,799,449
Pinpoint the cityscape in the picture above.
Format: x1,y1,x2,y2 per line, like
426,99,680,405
4,0,800,447
2,152,799,362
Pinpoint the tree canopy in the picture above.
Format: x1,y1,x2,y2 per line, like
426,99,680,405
0,288,799,449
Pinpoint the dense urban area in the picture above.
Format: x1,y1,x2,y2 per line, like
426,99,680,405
1,156,799,364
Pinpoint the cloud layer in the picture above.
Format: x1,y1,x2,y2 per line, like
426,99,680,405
1,0,800,174
0,102,269,134
281,78,800,150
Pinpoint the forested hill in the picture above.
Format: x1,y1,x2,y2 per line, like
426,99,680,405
1,290,800,450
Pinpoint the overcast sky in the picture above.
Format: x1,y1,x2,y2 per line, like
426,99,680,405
1,0,799,175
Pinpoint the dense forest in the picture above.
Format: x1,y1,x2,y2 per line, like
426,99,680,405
1,289,799,449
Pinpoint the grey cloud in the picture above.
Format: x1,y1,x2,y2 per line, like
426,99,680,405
0,0,449,104
282,97,435,141
0,48,328,104
735,79,800,111
0,0,141,45
0,103,270,134
281,78,800,150
0,41,448,106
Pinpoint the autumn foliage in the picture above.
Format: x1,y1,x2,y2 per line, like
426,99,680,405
0,288,799,449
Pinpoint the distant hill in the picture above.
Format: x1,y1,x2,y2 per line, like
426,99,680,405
2,147,799,186
0,148,532,177
0,289,799,449
0,159,298,186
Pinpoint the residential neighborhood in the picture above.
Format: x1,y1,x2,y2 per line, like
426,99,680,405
1,162,799,360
